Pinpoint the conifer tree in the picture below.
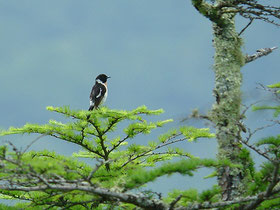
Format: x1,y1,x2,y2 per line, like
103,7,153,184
0,106,218,209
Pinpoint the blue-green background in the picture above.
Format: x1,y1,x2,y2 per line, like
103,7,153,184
0,0,279,200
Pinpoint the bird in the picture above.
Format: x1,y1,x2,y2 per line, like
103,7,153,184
88,74,110,111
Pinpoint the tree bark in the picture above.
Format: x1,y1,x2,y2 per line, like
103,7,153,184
211,13,245,200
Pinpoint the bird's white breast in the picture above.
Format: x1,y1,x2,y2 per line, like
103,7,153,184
101,86,108,104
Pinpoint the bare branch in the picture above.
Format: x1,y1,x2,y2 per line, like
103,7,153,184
22,134,45,154
169,194,182,210
2,178,280,210
218,1,280,26
238,18,254,36
240,137,274,162
245,47,278,64
257,83,280,102
238,121,278,162
0,182,168,210
87,159,111,181
241,100,264,116
239,1,280,26
245,122,278,143
185,189,280,209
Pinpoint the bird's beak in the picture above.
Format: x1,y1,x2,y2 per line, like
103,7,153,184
107,76,111,79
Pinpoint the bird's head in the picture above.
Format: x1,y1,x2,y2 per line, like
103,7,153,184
96,74,110,84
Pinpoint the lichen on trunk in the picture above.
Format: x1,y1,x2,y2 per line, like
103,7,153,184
210,12,245,200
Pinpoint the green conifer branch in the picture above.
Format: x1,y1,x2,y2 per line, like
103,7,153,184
121,127,214,168
125,159,236,189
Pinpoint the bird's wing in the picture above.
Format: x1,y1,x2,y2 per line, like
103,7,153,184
89,83,106,110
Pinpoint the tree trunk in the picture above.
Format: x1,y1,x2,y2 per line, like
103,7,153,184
211,12,245,200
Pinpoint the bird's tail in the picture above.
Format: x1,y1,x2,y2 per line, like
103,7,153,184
87,106,94,120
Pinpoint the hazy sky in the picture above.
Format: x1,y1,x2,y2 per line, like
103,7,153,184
0,0,279,197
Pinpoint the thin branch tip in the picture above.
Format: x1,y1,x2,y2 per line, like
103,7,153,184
245,46,278,64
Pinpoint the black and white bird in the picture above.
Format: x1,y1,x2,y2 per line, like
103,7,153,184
88,74,110,111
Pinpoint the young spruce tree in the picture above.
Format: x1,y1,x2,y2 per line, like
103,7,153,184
0,106,218,209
